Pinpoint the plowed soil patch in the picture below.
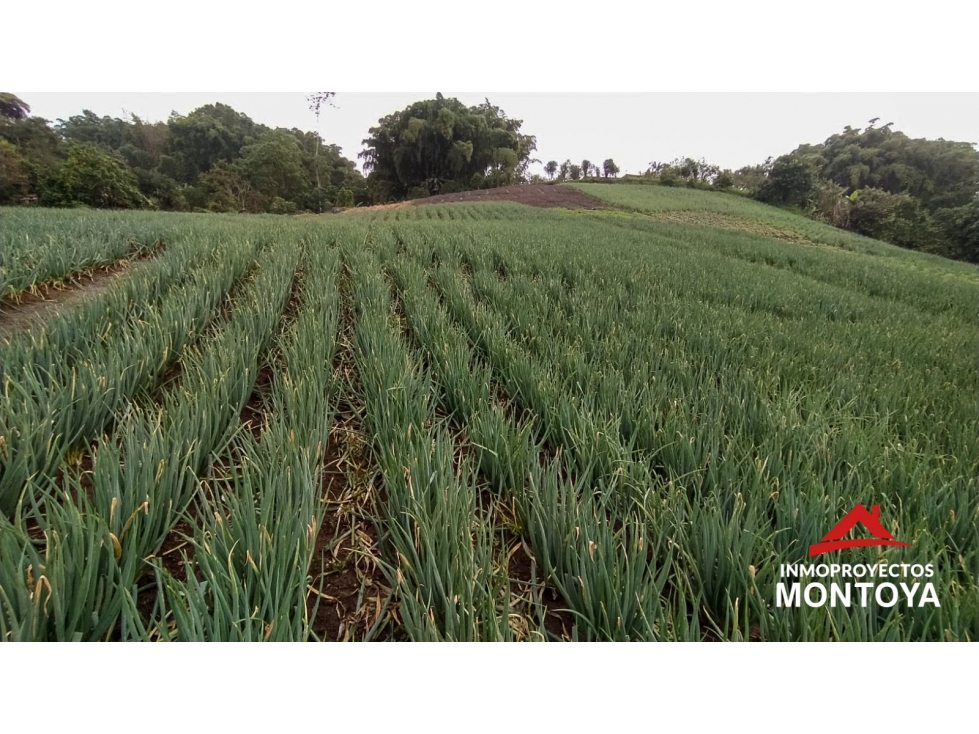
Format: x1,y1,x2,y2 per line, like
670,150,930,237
646,210,824,247
348,185,606,213
412,184,604,209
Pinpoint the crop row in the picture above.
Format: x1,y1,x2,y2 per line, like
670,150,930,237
0,233,265,515
373,218,976,640
0,237,300,640
0,207,176,299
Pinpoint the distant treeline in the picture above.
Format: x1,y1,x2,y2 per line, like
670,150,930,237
0,92,540,215
0,93,367,214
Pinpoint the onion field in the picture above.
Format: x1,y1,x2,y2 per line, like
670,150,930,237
1,189,976,641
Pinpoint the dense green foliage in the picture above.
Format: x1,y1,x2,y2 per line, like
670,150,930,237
359,94,537,202
0,94,366,213
633,123,979,261
1,198,975,641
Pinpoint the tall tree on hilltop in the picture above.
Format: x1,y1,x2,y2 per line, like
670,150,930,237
307,92,336,191
359,94,536,201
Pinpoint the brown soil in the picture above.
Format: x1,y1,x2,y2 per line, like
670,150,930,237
349,185,605,213
238,365,274,439
306,265,389,641
305,424,386,641
507,538,575,640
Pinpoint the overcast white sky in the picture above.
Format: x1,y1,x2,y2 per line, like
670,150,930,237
19,93,979,177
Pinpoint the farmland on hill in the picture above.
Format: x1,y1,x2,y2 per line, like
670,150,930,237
0,186,976,641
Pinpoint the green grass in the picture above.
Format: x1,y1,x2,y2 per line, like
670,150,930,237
568,181,979,270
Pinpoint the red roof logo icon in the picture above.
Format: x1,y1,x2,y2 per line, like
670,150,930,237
808,503,911,557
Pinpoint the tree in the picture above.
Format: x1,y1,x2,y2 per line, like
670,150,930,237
306,92,336,191
53,142,144,208
732,160,771,193
200,161,257,212
581,159,592,179
0,115,62,199
603,158,620,178
659,166,680,187
847,187,939,251
713,170,735,190
666,156,721,185
544,160,558,180
0,94,363,213
359,95,536,201
757,154,817,208
0,93,30,121
677,157,699,180
57,110,131,150
789,122,979,211
166,103,265,183
0,140,32,203
335,188,354,208
558,159,571,181
569,164,581,181
234,130,310,210
933,199,979,262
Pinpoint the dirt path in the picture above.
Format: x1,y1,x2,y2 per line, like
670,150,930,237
0,259,147,339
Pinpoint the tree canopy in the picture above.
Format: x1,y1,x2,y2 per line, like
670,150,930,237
761,121,979,259
0,94,366,213
359,94,537,202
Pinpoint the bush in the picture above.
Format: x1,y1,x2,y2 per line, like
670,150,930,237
810,180,851,229
933,200,979,262
757,154,817,208
269,197,298,215
439,179,463,194
713,170,735,191
848,188,941,252
659,168,680,187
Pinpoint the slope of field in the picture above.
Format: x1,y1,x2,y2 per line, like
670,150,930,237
393,184,605,209
1,201,975,641
567,182,962,261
